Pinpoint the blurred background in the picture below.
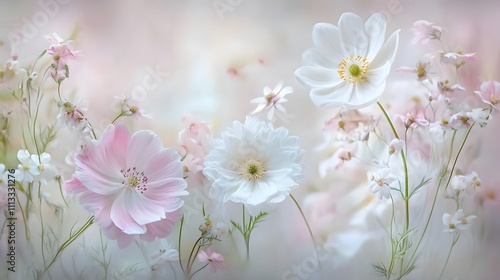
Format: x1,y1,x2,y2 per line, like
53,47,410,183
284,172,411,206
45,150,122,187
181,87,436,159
1,0,500,279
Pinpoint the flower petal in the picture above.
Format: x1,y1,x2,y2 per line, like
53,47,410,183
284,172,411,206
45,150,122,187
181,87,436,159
309,82,353,108
370,30,400,69
339,12,369,56
312,23,345,61
302,48,339,68
364,13,386,61
127,130,163,169
110,191,147,234
366,61,391,86
295,66,343,89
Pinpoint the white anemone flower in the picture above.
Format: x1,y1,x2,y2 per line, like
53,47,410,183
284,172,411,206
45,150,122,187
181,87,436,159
203,117,303,215
295,12,399,109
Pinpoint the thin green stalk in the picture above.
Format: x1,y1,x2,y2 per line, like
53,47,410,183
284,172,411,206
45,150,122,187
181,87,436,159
43,216,94,274
190,263,209,279
438,234,460,280
178,216,185,274
408,130,457,265
387,195,397,280
290,194,321,272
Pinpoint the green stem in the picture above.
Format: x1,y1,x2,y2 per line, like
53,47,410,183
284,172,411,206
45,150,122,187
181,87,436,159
178,216,185,274
43,216,95,274
111,112,125,124
290,193,321,272
190,263,209,279
408,130,456,265
438,234,460,280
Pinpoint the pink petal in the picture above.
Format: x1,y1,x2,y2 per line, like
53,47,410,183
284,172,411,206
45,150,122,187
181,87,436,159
110,191,147,234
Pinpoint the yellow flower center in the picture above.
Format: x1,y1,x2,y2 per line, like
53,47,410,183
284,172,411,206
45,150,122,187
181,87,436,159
338,55,369,84
239,158,266,181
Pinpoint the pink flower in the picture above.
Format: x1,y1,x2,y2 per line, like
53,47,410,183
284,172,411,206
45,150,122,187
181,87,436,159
396,111,429,129
178,116,212,174
65,124,187,247
475,81,500,109
319,148,353,177
411,20,443,45
45,33,82,80
440,51,476,65
396,61,431,81
197,246,225,272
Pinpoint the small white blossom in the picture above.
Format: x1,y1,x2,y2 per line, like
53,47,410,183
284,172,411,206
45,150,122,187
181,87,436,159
250,81,293,120
369,168,397,199
443,209,476,233
15,149,39,183
388,139,404,155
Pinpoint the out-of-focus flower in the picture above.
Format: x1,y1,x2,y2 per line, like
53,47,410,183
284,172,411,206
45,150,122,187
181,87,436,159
57,99,88,130
150,242,179,271
15,149,39,183
115,95,152,120
439,51,476,65
65,124,187,247
197,246,225,273
368,168,397,199
388,138,404,155
319,148,353,177
411,20,443,44
396,61,431,81
295,12,399,109
324,110,374,142
396,111,429,129
203,117,303,216
442,209,476,233
250,81,292,120
5,55,22,75
475,81,500,110
45,33,82,81
178,116,212,174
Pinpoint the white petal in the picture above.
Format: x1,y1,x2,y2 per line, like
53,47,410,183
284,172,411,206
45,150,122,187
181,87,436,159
312,23,345,61
310,82,352,108
295,66,342,89
344,82,384,109
364,13,387,61
302,48,339,68
339,12,368,56
366,61,391,86
370,30,400,68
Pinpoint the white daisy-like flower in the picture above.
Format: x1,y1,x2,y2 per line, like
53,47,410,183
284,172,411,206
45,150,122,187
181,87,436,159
443,209,476,233
295,12,399,109
31,152,55,186
15,149,39,183
368,168,397,199
203,116,303,215
250,81,293,120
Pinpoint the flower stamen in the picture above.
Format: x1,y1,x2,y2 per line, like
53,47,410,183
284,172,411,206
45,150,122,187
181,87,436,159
121,167,149,193
239,158,266,181
338,55,369,84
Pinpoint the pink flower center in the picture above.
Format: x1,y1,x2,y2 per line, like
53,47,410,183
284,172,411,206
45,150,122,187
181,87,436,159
120,167,148,193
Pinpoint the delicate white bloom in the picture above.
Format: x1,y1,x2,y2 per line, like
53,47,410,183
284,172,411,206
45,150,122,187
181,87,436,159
451,171,481,192
388,138,404,155
115,95,152,120
250,81,293,120
150,242,179,271
295,12,399,109
467,108,490,127
396,61,431,81
57,99,88,130
31,152,55,186
449,112,474,129
368,168,397,199
6,56,23,75
203,117,303,215
411,20,443,44
440,51,475,65
443,209,476,233
15,149,39,183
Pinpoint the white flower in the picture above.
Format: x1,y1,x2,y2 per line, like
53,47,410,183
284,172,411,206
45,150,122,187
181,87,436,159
149,242,179,271
15,149,39,183
368,168,397,199
203,117,303,215
295,12,399,109
388,138,404,155
250,81,293,120
31,152,55,186
443,209,476,233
